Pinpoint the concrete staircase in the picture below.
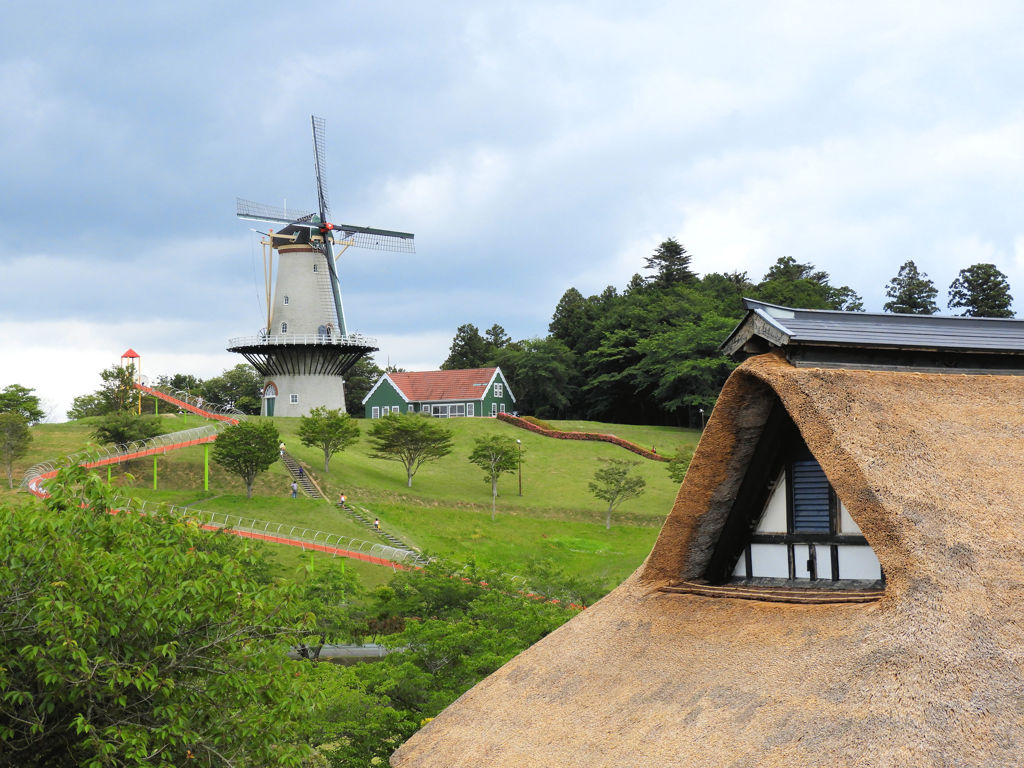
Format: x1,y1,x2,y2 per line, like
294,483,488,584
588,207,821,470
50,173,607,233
339,500,429,566
281,451,322,499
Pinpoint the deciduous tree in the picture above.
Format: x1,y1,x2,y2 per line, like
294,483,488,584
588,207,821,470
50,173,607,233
0,384,44,424
0,412,31,488
0,463,312,767
297,406,360,472
343,356,384,416
755,256,864,311
212,419,281,498
948,263,1014,318
884,260,939,314
588,457,646,529
201,364,263,414
92,412,163,447
666,446,694,484
468,435,520,520
367,413,453,488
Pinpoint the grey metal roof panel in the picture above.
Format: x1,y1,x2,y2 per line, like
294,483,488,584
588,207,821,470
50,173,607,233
743,299,1024,352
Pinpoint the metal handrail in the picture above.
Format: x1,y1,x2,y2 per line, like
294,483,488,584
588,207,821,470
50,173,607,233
21,422,227,492
227,333,377,348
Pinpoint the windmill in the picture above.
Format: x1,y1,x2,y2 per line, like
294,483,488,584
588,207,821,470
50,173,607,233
228,116,415,417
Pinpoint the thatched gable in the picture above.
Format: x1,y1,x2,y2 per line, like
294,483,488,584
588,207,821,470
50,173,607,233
392,352,1024,767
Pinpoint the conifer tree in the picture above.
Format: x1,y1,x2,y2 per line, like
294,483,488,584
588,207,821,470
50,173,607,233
948,263,1014,318
883,260,939,314
644,238,698,286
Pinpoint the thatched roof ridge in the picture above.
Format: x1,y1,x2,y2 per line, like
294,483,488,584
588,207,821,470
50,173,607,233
392,353,1024,767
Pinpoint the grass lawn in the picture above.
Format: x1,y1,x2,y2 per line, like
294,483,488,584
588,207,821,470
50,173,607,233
8,413,695,590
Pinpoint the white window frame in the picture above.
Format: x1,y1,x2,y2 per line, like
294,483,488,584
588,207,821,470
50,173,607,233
289,394,298,405
313,263,319,272
491,403,497,416
494,382,503,397
499,403,506,413
372,406,380,418
283,295,290,305
467,402,474,417
281,322,288,333
408,405,415,413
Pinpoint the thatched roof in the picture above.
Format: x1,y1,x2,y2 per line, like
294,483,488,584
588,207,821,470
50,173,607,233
392,352,1024,767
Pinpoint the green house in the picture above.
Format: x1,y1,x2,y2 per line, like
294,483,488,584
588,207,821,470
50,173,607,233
362,367,516,418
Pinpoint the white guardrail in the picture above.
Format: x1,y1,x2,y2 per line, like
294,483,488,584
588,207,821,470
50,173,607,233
227,333,377,347
21,415,419,567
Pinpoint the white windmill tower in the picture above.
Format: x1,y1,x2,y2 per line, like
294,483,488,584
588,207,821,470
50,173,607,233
229,116,415,417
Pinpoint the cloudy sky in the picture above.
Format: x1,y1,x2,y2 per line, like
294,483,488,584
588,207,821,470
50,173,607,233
4,1,1024,419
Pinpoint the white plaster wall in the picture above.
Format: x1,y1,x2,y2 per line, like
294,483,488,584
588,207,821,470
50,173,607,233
756,471,788,533
263,374,346,417
270,246,339,335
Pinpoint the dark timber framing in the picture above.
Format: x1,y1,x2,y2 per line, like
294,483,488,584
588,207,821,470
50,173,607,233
704,398,874,587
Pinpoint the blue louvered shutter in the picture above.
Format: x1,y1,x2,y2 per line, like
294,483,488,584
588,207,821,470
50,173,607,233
791,458,831,533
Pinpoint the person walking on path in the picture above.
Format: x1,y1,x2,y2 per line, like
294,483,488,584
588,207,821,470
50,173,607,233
297,466,304,478
279,442,286,458
339,492,347,507
290,481,298,498
373,518,381,532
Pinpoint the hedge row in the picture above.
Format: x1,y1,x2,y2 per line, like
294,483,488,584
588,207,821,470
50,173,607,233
497,413,669,462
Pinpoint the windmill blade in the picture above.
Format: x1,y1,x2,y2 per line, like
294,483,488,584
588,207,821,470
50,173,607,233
237,198,315,225
336,224,416,253
311,115,331,223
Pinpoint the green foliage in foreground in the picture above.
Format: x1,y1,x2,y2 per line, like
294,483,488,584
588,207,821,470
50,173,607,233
304,561,575,767
0,465,585,767
0,464,312,767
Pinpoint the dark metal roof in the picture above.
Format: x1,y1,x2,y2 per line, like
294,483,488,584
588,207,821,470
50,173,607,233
722,299,1024,373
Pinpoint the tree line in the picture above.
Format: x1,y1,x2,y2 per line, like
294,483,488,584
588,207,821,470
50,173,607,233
436,241,1016,426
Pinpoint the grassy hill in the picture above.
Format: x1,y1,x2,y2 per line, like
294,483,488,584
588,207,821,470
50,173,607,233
7,414,699,593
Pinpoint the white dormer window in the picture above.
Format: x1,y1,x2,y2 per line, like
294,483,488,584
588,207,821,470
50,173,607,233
494,382,503,397
281,322,288,334
706,414,883,590
284,296,290,305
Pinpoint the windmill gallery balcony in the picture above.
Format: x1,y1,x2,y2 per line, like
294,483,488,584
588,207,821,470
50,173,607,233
227,332,378,378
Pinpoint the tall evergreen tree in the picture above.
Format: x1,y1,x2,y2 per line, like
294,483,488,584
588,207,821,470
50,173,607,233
883,260,939,314
644,238,698,286
440,324,490,369
948,263,1014,318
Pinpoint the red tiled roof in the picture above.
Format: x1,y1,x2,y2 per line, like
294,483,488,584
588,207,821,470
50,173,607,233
387,368,497,402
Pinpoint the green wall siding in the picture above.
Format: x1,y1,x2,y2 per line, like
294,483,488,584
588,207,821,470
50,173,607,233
363,370,516,418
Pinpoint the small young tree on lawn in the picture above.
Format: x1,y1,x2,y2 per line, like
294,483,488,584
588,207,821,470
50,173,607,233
666,446,694,484
366,412,453,488
589,457,646,530
468,435,520,520
0,412,31,489
212,420,280,498
297,406,360,472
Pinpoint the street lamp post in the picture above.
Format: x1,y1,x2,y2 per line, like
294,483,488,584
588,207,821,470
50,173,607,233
699,407,705,430
516,439,522,496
